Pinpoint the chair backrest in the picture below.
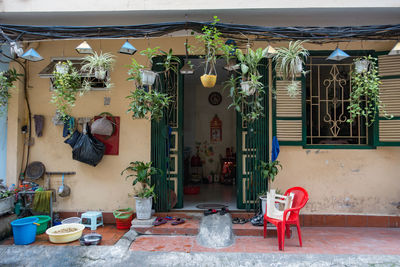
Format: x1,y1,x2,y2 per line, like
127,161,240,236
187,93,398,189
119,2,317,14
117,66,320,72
284,187,309,221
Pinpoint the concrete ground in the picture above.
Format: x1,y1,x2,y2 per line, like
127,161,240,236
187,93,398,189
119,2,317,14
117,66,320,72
1,227,400,266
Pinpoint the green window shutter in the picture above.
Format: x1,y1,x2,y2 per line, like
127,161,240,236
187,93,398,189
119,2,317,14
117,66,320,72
273,69,303,145
377,54,400,146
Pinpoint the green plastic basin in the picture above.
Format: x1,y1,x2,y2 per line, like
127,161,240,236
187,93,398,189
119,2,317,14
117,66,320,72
27,215,51,234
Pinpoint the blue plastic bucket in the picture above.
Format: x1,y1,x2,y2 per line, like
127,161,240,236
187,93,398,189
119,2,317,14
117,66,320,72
10,217,39,245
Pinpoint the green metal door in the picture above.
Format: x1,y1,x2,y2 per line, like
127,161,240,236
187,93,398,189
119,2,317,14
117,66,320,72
151,60,183,211
236,58,269,210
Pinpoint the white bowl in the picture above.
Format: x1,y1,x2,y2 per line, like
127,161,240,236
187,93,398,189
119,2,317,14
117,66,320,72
46,223,85,243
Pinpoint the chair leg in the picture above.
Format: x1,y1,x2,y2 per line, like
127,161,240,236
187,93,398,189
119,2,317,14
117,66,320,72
263,219,267,238
280,223,286,251
285,225,291,238
296,222,303,247
277,224,282,250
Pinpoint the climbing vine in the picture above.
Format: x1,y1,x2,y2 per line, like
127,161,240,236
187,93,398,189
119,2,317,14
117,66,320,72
0,69,23,115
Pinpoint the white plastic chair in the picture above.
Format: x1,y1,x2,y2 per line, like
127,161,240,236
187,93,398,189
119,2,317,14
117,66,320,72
266,189,294,221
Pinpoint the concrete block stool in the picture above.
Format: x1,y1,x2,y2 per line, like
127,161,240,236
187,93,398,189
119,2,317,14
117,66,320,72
81,211,103,230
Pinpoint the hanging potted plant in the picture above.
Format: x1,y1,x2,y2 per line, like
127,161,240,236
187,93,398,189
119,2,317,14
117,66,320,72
273,41,309,97
139,47,160,86
0,69,23,116
81,51,115,80
121,161,161,220
258,160,282,215
51,61,85,120
354,58,370,74
348,55,392,126
196,16,223,88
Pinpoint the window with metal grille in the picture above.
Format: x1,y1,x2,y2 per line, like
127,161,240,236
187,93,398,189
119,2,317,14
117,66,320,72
305,56,369,145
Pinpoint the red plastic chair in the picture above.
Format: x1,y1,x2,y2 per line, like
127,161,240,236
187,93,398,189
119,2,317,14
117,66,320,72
263,187,309,251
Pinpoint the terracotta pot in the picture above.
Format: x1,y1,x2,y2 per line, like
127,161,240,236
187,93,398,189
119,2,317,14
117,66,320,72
200,74,217,88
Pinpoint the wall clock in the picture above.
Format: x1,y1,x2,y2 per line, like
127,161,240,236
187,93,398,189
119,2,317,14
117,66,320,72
208,92,222,106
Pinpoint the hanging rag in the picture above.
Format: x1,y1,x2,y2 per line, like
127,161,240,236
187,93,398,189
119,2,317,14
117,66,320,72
33,115,44,137
271,136,280,162
62,116,75,137
32,191,52,214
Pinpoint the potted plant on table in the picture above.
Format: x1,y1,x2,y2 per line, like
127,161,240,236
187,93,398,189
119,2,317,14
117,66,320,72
121,161,161,220
258,160,282,215
196,16,224,88
273,41,309,98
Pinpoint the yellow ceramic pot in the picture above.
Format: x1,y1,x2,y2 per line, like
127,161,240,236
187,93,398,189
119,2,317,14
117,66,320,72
200,74,217,88
46,223,85,243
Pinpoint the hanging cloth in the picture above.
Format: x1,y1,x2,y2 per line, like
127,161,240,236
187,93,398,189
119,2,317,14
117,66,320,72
33,115,44,137
271,136,280,162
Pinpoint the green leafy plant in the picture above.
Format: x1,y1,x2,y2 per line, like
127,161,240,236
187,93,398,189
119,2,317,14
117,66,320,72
51,61,84,120
273,41,309,97
0,190,14,199
127,58,145,87
140,46,161,67
121,161,161,198
0,68,23,115
259,160,282,183
126,88,172,121
81,51,115,89
157,48,181,73
347,55,392,126
195,16,223,76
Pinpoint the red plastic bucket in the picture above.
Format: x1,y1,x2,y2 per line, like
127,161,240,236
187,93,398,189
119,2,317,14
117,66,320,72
115,214,133,230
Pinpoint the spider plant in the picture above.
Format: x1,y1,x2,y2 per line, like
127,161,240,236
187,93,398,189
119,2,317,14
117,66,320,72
81,52,115,80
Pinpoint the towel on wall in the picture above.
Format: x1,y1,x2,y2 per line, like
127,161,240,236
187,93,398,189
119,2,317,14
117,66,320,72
33,115,44,137
271,136,280,162
32,191,52,214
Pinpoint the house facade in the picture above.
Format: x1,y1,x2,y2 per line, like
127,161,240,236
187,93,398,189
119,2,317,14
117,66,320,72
1,1,400,222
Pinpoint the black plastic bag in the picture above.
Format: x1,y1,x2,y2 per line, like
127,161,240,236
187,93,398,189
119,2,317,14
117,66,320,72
64,130,82,148
72,125,105,167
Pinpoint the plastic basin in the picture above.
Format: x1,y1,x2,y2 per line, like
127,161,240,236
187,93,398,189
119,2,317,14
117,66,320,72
10,217,39,245
27,215,51,234
61,217,81,224
46,223,85,243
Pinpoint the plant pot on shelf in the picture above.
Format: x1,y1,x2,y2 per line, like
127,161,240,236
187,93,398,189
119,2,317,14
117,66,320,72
94,67,107,80
134,196,153,220
140,70,157,86
354,59,370,73
200,74,217,88
240,81,256,96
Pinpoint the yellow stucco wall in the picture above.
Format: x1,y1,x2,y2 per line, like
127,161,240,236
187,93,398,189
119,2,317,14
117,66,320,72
6,38,400,215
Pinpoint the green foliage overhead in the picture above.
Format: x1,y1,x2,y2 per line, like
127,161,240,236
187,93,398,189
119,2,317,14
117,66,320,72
0,68,23,116
347,55,392,126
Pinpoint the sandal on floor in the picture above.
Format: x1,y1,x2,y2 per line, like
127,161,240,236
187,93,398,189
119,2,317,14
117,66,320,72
220,207,229,215
204,209,218,216
153,217,167,226
171,218,185,225
232,217,241,224
239,218,248,224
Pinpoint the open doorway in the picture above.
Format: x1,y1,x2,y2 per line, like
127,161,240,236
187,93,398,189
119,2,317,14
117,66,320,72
182,58,237,210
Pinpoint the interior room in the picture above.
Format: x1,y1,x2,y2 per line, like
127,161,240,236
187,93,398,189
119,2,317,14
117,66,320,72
182,58,237,210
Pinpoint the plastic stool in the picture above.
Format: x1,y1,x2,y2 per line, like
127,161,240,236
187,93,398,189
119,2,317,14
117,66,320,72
81,211,103,230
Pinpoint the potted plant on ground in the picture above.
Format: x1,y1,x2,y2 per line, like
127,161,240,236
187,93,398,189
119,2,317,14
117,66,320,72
51,61,85,120
258,160,283,215
0,181,15,216
121,161,161,220
0,69,23,116
273,41,309,98
196,16,223,88
348,55,392,126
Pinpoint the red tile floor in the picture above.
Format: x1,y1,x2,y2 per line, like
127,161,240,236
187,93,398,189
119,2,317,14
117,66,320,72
130,227,400,254
0,224,128,246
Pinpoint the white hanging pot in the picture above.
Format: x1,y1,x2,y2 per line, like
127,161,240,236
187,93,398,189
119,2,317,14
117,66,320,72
55,64,68,75
94,67,107,80
140,70,157,86
294,57,303,74
354,59,370,73
134,196,153,220
240,81,256,96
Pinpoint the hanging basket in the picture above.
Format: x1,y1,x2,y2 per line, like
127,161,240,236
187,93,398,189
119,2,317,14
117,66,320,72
354,59,370,73
140,70,157,86
240,81,256,96
200,74,217,88
94,67,107,80
294,57,303,74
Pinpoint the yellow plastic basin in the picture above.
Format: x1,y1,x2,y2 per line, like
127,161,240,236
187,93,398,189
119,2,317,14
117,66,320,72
45,223,85,243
